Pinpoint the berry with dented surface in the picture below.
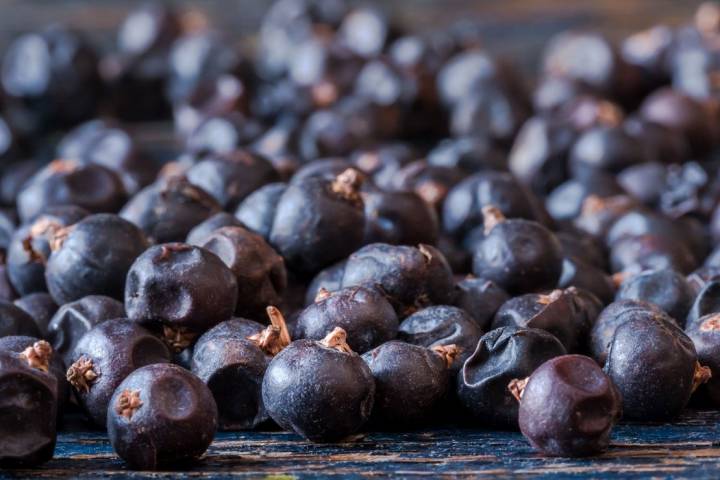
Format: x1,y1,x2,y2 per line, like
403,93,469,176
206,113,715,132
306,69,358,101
398,305,481,373
0,349,58,467
0,301,41,338
107,364,218,470
514,355,622,457
17,161,126,223
198,226,287,320
296,286,398,354
687,281,720,326
457,326,566,428
47,295,125,364
45,214,148,305
453,277,509,330
472,207,562,295
192,307,290,430
686,313,720,406
14,293,57,338
125,243,238,346
262,328,375,442
120,176,221,243
341,243,454,316
66,320,170,427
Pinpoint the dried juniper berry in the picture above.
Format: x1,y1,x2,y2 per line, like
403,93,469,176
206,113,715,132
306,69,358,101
192,307,291,430
45,214,148,305
442,172,537,239
341,243,455,316
472,207,563,295
14,293,58,339
262,328,375,442
457,326,566,428
7,206,90,296
198,226,287,320
398,305,482,373
269,168,366,274
234,182,287,241
120,176,221,243
572,195,639,240
610,234,697,275
296,286,398,354
513,355,622,457
686,313,720,406
558,256,615,304
589,299,667,366
545,173,625,223
363,341,457,427
492,289,591,353
185,150,279,211
125,243,238,349
604,311,710,420
569,125,645,178
0,337,68,413
687,281,720,326
0,348,58,467
615,269,693,323
0,301,41,338
305,260,346,306
453,277,510,331
391,161,464,212
47,295,125,364
107,363,218,470
185,212,244,245
17,161,126,223
66,320,171,427
362,189,439,246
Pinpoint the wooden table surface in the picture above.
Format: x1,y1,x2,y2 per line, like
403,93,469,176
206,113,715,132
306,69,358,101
0,410,716,479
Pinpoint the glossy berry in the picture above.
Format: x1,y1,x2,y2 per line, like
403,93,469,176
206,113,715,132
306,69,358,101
66,320,171,427
120,176,221,243
398,305,482,373
262,328,375,442
457,326,566,428
362,189,439,246
363,341,456,427
558,256,615,304
13,293,58,339
47,295,125,364
107,363,218,470
0,348,58,467
604,311,709,420
296,286,398,354
305,260,346,306
615,269,693,323
340,243,454,316
472,207,562,295
125,243,238,348
453,277,509,331
515,355,622,457
191,307,290,430
17,161,126,223
269,169,366,274
198,226,287,321
6,206,90,296
45,214,148,305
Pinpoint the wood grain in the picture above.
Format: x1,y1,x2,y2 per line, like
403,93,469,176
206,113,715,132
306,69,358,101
0,409,716,478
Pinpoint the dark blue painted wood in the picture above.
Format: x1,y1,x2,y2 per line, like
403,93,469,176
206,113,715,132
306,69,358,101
2,410,719,478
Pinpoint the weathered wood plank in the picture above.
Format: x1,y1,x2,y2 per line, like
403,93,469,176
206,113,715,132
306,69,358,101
1,410,718,479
